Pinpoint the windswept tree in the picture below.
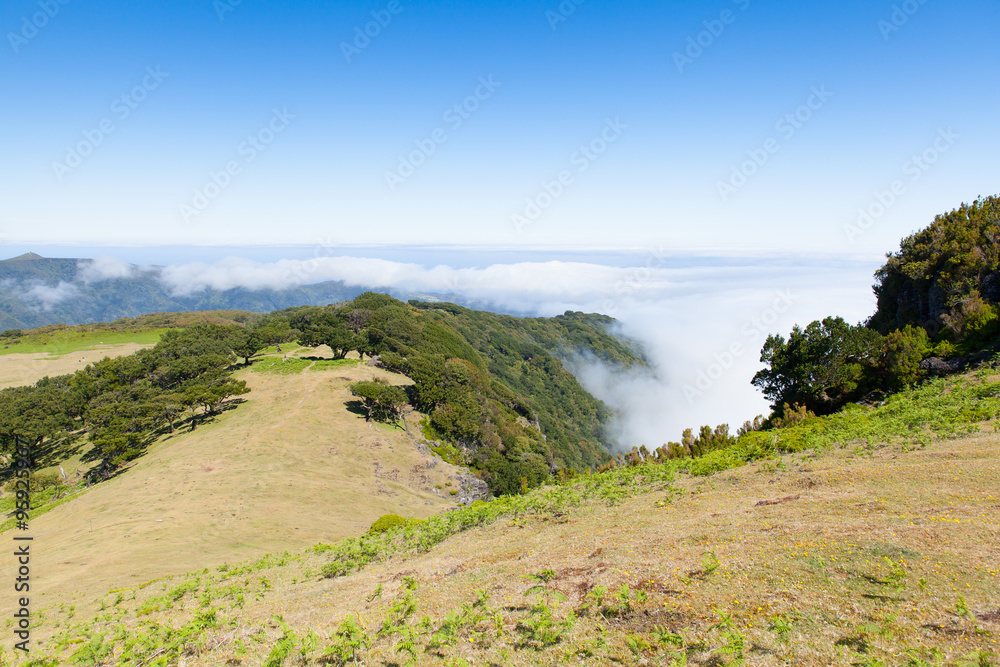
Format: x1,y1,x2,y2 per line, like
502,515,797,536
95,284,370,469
229,328,267,366
348,380,407,423
182,370,250,429
230,316,298,364
290,307,357,359
0,382,78,459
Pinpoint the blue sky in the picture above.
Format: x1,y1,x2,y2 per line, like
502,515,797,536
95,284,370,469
2,0,997,254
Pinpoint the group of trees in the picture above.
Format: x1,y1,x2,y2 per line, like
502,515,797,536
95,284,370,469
0,320,297,477
753,195,1000,420
870,195,1000,336
750,317,932,415
609,423,739,469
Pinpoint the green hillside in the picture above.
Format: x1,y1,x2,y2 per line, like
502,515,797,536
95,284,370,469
0,296,642,500
280,295,643,492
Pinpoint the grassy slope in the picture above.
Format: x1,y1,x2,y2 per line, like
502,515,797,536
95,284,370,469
0,347,469,644
0,310,255,354
8,371,999,666
0,330,166,357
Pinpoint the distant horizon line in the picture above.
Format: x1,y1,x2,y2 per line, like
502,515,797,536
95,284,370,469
0,242,889,264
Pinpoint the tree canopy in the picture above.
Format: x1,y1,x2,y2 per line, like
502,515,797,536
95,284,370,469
753,194,1000,421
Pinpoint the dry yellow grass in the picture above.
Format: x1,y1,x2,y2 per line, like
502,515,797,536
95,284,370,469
234,431,997,666
0,356,466,643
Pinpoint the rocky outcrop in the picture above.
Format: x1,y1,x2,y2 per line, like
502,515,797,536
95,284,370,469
454,471,490,505
920,357,961,376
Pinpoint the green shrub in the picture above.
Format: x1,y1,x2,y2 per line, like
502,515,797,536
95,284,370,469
369,514,410,534
321,560,357,579
932,339,957,359
3,471,63,492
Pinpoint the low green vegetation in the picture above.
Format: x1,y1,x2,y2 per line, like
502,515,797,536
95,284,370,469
0,327,166,356
614,364,1000,476
369,513,417,534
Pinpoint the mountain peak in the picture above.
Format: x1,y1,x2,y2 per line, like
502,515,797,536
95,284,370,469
4,252,44,261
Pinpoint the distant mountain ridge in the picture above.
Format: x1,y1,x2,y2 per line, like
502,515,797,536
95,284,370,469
0,253,366,329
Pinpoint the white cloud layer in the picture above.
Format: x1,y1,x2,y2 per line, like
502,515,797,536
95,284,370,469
76,256,139,283
22,281,81,310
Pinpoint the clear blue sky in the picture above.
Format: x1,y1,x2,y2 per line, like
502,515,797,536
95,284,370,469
1,0,997,255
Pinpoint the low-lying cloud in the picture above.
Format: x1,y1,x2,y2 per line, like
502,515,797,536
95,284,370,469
77,256,140,283
155,256,635,302
22,281,81,310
